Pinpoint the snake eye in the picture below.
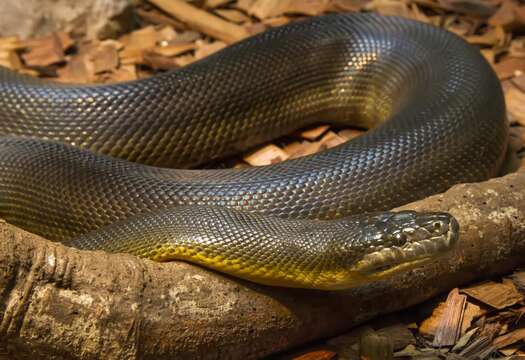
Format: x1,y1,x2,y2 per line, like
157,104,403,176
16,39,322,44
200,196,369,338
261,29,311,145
393,232,407,245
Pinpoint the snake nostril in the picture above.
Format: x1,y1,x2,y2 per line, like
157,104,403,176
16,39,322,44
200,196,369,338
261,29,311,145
433,221,446,233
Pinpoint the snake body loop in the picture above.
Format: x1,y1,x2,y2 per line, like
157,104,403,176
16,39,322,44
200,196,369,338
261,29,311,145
0,14,507,289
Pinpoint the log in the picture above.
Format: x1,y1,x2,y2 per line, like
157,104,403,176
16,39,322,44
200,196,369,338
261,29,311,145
2,171,525,359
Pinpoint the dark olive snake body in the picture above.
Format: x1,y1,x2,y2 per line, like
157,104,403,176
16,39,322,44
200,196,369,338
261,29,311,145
0,14,507,289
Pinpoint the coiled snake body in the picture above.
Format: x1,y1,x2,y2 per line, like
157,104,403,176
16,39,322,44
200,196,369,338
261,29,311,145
0,14,507,289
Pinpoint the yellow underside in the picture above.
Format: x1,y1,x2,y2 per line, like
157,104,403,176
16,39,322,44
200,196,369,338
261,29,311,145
133,244,432,290
139,244,361,290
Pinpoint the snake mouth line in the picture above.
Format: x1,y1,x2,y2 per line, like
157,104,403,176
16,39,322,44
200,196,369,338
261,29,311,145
353,222,459,276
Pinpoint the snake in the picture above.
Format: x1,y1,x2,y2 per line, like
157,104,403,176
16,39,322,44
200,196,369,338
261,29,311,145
0,13,507,290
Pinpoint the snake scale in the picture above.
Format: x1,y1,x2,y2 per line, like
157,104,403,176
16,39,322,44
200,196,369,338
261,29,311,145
0,13,507,289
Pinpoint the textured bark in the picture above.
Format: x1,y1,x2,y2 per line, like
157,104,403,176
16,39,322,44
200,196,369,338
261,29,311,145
1,172,525,359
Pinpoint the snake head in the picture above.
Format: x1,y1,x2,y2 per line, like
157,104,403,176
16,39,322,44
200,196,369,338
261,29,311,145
347,210,459,281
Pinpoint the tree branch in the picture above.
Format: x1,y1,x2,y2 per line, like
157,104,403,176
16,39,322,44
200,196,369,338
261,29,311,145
1,171,525,359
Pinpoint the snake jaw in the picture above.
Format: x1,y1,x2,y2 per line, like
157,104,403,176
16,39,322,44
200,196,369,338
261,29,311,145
350,212,459,278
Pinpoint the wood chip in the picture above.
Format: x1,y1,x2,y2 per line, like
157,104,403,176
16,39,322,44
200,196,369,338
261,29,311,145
419,302,447,338
205,0,233,8
21,32,72,67
0,50,22,70
329,0,366,12
0,36,24,51
244,22,267,35
91,43,120,74
285,141,322,159
291,349,337,360
437,0,498,17
365,0,412,18
244,144,289,166
499,344,521,356
462,281,524,309
195,41,227,59
489,0,518,29
284,0,330,16
143,51,180,70
300,125,330,141
432,288,467,347
494,57,525,79
236,0,256,13
320,131,347,149
247,0,289,19
481,48,496,65
461,302,482,335
510,38,525,58
156,26,178,43
56,54,96,83
215,9,251,24
151,43,196,57
338,128,364,140
466,26,506,46
120,26,160,65
171,31,202,44
135,8,188,31
110,64,137,82
149,0,249,43
262,16,291,27
506,87,525,125
493,328,525,349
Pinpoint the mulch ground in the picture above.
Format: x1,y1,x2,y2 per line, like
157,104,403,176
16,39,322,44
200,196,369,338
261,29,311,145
2,0,525,359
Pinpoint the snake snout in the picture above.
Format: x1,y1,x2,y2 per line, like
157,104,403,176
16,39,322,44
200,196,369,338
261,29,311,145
352,211,459,278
